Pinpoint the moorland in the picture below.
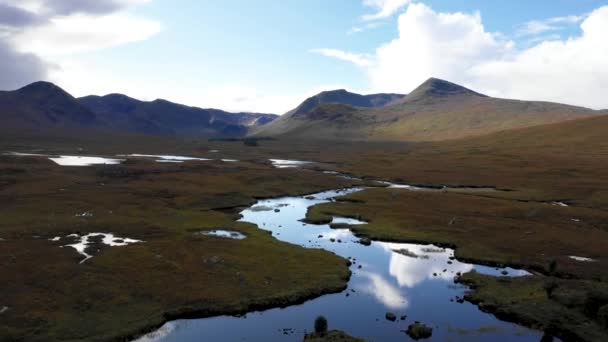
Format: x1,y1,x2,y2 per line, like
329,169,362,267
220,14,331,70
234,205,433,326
1,78,607,341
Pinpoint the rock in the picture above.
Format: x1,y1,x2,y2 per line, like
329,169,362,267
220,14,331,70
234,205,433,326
330,238,336,243
501,270,509,275
406,323,433,340
359,237,372,246
318,235,323,238
357,265,362,269
385,312,397,321
447,261,453,264
400,315,407,321
337,239,342,243
433,273,437,277
274,209,280,212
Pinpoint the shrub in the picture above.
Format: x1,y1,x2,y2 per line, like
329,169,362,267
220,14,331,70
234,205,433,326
584,290,608,318
314,315,328,335
548,259,557,275
598,305,608,329
406,323,433,340
543,279,559,299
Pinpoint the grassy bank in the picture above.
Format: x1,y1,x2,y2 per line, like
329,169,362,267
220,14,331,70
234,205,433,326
0,151,357,341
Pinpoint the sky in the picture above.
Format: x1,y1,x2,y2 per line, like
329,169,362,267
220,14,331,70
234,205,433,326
1,0,607,113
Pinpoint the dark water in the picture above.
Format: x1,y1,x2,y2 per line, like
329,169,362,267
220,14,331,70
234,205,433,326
137,188,543,341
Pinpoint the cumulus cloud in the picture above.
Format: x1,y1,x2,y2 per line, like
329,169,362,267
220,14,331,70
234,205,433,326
13,14,161,55
318,3,608,109
0,2,41,27
0,0,158,90
4,0,149,16
368,3,513,93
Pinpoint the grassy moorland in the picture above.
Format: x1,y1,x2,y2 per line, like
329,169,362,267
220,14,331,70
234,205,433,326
1,114,607,341
299,115,608,341
0,138,361,341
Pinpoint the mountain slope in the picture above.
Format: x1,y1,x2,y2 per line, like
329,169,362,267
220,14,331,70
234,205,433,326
78,94,278,137
0,81,278,138
253,78,601,141
0,82,98,130
291,89,404,116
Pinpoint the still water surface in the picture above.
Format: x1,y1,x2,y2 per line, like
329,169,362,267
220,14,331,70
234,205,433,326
139,188,543,341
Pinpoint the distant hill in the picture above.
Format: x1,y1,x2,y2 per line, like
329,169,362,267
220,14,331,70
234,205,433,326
0,81,97,130
252,78,601,141
290,89,405,117
78,94,277,137
0,81,278,138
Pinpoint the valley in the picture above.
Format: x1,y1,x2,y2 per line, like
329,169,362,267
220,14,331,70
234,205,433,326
0,78,607,342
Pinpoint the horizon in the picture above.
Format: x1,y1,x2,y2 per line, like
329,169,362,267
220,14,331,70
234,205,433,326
10,76,606,116
1,0,608,113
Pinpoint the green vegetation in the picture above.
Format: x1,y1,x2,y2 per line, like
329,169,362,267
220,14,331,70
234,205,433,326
598,305,608,329
315,316,328,335
458,272,608,342
405,323,433,340
307,188,608,280
583,290,608,318
543,279,559,299
1,110,608,341
304,315,363,341
0,144,359,341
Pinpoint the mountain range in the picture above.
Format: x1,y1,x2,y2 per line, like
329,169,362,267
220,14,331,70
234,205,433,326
0,82,278,138
253,78,603,141
1,78,605,142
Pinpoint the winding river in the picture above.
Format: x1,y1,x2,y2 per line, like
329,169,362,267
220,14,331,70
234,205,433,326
138,187,544,341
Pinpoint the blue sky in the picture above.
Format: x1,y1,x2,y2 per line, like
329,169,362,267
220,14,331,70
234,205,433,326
2,0,608,112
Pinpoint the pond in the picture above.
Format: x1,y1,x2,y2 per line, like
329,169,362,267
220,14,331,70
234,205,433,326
138,187,544,341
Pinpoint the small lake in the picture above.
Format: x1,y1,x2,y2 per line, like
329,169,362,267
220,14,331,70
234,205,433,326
139,188,544,341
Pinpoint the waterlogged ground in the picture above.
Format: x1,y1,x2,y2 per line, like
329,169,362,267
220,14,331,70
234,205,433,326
139,188,543,341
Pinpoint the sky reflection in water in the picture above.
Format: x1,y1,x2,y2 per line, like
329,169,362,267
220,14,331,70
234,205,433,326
137,188,540,342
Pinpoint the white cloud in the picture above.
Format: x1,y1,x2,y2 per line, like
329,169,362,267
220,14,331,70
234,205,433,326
4,0,151,16
517,14,585,37
368,3,513,94
361,0,412,21
311,48,373,67
0,0,159,90
12,13,161,55
318,3,608,109
358,271,409,309
348,21,383,35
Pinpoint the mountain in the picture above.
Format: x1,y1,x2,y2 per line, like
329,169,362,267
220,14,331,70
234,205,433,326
0,81,97,130
252,78,602,141
291,89,405,116
0,81,278,138
78,94,277,137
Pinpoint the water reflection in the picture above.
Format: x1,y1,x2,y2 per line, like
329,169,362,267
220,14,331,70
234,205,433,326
137,187,540,342
358,271,409,309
